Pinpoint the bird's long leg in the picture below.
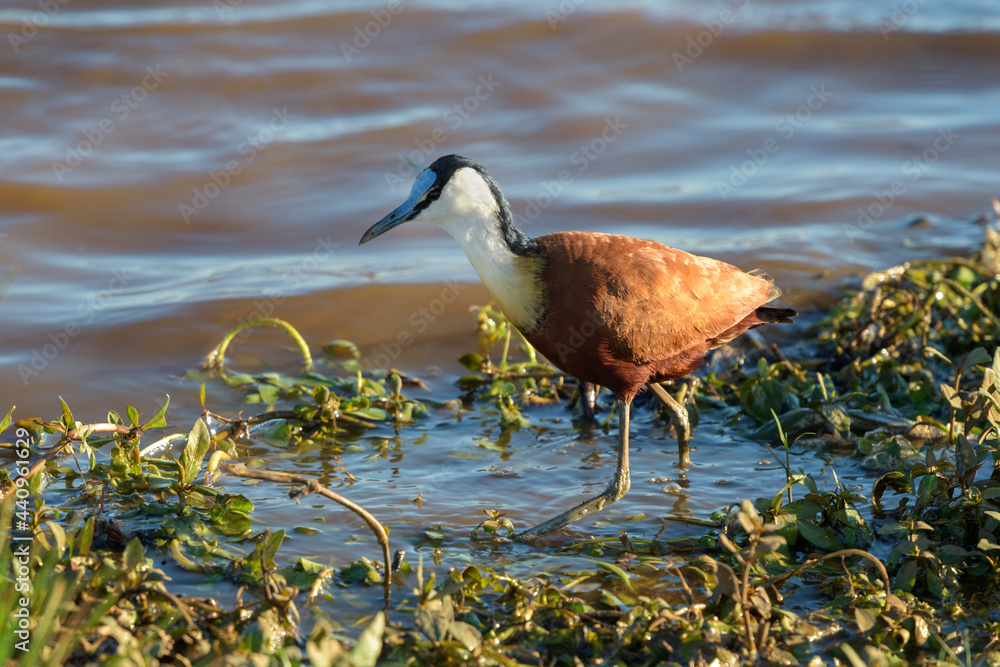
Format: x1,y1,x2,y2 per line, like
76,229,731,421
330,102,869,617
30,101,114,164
514,399,632,541
577,380,597,423
647,383,691,468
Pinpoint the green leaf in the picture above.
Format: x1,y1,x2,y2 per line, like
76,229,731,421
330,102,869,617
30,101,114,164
475,438,505,451
924,346,954,368
142,395,170,430
415,595,454,643
457,374,489,388
895,559,919,591
75,516,95,557
955,436,985,480
601,589,632,610
797,520,843,551
854,608,877,634
978,386,1000,418
739,378,785,422
718,532,739,555
210,494,254,536
713,561,740,602
587,558,636,591
495,396,528,429
937,544,968,562
263,530,285,568
340,559,382,585
295,558,327,574
450,620,483,651
322,339,361,360
839,642,870,667
123,537,145,571
924,567,946,599
737,499,761,533
350,611,385,667
458,353,484,371
59,396,75,428
389,372,403,397
976,537,1000,551
770,409,787,446
802,474,819,495
957,346,991,369
44,520,68,556
313,384,331,404
872,471,910,509
0,406,13,433
305,621,341,667
127,405,140,427
344,407,389,421
916,474,939,504
756,535,786,554
939,384,962,410
949,265,980,290
820,404,851,436
257,383,282,404
178,419,211,488
260,530,285,570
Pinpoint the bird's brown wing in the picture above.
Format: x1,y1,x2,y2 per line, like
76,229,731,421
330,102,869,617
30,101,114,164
600,240,773,363
540,233,774,365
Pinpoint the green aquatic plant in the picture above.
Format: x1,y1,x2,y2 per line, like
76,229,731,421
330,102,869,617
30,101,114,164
7,227,1000,664
457,304,572,428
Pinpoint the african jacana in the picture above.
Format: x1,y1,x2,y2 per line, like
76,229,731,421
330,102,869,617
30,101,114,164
359,155,796,540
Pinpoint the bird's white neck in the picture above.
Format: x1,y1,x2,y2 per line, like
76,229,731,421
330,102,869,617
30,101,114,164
420,168,545,332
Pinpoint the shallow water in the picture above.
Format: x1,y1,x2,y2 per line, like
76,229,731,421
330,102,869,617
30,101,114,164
2,0,998,627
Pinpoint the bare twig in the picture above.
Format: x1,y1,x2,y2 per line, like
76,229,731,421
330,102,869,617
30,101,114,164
211,409,374,442
740,540,759,656
18,421,135,482
121,586,198,631
307,567,336,605
63,422,134,441
773,548,891,593
17,441,72,483
671,564,698,616
223,464,392,603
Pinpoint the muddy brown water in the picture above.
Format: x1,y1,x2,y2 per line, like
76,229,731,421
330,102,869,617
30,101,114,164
1,0,998,629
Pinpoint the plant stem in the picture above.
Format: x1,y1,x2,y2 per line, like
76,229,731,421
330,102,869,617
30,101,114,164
203,317,312,373
741,539,759,656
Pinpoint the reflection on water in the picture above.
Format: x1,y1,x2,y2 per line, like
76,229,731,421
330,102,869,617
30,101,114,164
1,0,998,627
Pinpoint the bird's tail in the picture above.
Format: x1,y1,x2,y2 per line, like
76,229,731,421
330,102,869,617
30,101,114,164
707,305,797,349
754,305,797,324
747,268,783,302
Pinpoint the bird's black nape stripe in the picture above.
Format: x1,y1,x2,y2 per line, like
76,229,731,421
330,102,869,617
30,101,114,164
487,175,539,257
426,155,540,257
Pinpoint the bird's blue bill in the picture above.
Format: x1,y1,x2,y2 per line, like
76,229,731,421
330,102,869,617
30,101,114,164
359,168,437,245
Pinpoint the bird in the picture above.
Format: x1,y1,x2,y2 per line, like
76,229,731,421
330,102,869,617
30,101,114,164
359,154,796,540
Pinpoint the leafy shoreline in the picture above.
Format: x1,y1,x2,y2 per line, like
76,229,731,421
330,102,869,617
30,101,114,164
3,226,1000,666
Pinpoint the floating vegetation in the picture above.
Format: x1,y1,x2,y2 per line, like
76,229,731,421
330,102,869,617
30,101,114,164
4,225,1000,665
